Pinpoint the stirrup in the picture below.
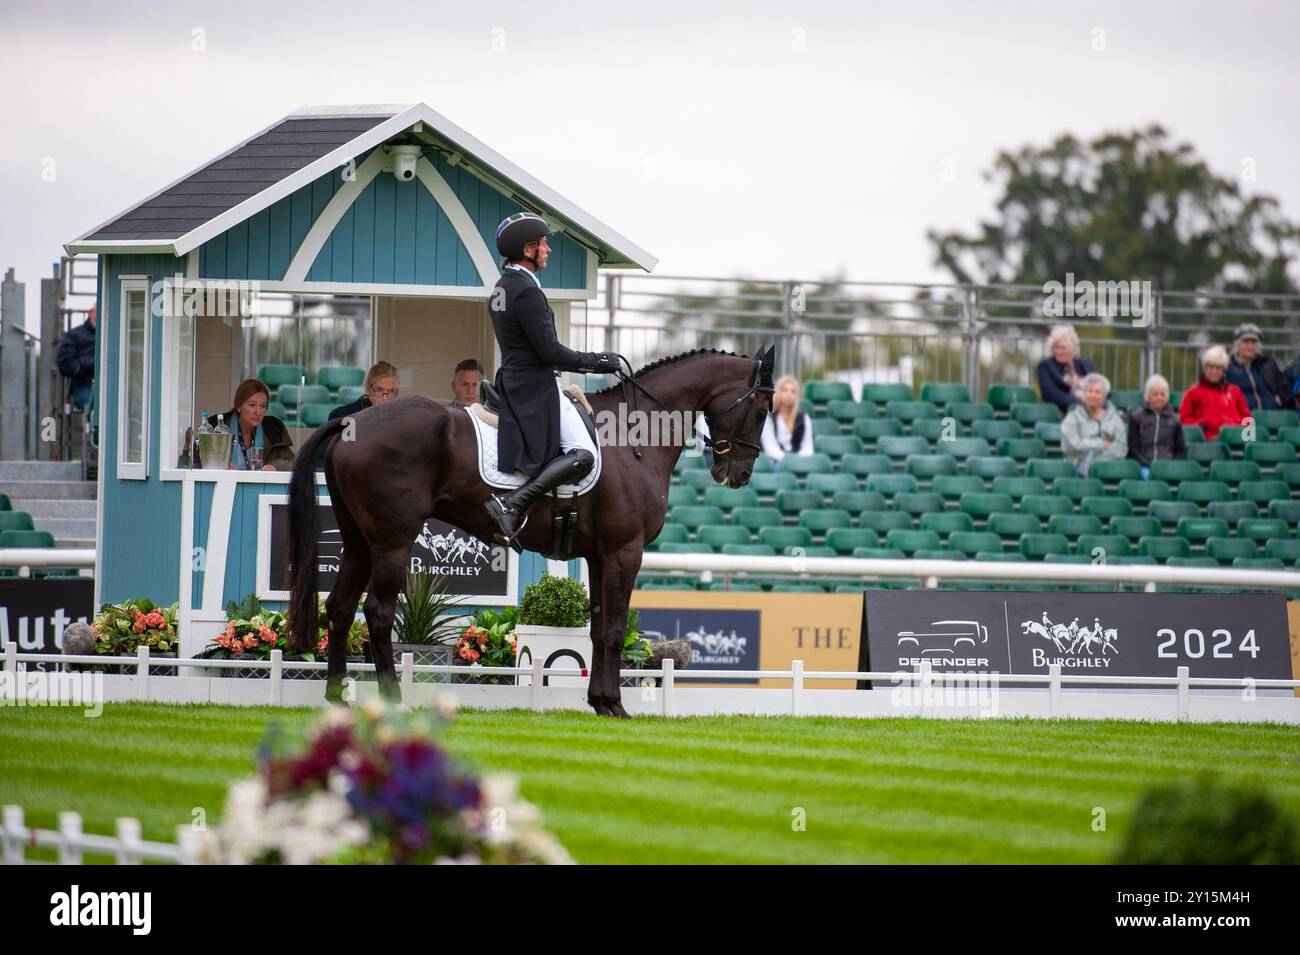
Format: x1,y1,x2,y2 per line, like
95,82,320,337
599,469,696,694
485,494,527,552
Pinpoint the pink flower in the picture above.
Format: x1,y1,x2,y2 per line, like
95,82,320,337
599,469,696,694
217,634,231,649
225,622,237,638
260,626,277,644
466,648,480,662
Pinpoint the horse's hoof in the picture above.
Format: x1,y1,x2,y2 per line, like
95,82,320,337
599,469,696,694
606,701,632,719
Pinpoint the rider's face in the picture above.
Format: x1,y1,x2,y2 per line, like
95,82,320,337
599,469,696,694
525,236,551,270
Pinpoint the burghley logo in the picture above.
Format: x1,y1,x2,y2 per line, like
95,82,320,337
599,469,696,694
412,523,505,578
50,885,151,935
1022,611,1118,668
1041,272,1152,326
684,627,748,666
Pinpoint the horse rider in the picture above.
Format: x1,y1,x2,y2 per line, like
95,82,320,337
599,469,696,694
482,212,620,547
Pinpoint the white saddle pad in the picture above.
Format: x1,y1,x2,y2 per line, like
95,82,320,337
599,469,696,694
466,405,602,497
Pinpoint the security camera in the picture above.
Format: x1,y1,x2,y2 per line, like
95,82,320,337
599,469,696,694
391,145,421,182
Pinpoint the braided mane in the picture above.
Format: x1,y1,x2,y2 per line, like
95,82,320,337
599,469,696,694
589,348,742,396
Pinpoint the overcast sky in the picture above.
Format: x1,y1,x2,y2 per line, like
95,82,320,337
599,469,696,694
2,0,1298,328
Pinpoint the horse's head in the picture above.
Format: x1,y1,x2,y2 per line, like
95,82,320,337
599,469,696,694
702,345,775,488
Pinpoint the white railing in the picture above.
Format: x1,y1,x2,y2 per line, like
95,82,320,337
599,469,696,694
1,805,197,864
0,548,95,573
4,644,1299,724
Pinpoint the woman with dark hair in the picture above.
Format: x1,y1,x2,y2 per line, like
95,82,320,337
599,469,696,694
761,375,815,467
196,378,295,471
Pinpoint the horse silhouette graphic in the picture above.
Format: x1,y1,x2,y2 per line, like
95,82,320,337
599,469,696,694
415,523,491,564
1021,612,1118,655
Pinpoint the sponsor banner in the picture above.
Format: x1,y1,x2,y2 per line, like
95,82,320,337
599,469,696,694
0,579,94,670
631,591,862,687
259,500,517,605
863,590,1292,681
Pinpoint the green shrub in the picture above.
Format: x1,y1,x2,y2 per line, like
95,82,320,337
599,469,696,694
1115,776,1300,864
519,575,590,629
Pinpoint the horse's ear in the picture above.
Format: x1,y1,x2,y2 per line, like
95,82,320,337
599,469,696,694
758,345,775,388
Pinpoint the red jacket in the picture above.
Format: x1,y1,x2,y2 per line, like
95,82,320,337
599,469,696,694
1179,378,1249,439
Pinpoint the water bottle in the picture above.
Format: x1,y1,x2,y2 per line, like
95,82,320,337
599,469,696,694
214,414,230,434
198,413,212,435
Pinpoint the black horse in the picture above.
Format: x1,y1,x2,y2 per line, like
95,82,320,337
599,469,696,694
287,346,775,717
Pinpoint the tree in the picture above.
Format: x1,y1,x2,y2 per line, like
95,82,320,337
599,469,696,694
927,125,1300,294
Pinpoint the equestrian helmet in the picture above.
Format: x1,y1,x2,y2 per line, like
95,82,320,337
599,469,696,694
495,212,553,260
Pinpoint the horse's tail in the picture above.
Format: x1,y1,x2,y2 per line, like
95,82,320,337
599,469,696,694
287,418,347,653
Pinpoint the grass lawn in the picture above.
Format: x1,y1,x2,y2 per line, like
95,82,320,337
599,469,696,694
1,703,1298,863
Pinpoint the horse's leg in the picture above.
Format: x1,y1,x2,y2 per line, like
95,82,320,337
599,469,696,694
362,548,407,703
594,546,642,718
323,548,370,704
585,560,609,716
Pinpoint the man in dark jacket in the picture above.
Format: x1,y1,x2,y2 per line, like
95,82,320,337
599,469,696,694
314,361,399,470
1226,322,1293,412
482,213,620,547
56,306,96,409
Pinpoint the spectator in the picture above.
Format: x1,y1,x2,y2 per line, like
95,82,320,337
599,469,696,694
196,378,294,471
761,375,815,467
1127,373,1186,478
1060,372,1127,476
1036,324,1095,413
1180,345,1249,440
450,358,484,410
1226,322,1293,412
56,305,96,409
316,361,401,469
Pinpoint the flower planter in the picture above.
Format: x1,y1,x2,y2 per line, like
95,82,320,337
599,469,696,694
450,660,512,685
513,623,591,688
392,643,453,684
148,650,178,677
218,653,366,680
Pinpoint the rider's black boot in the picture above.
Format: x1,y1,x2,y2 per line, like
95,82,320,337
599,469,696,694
484,449,595,549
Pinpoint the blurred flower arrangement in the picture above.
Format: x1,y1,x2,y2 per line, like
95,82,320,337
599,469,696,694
92,599,179,655
194,700,572,865
198,593,367,661
455,607,518,667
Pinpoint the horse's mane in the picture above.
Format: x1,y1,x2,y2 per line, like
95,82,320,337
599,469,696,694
588,348,742,396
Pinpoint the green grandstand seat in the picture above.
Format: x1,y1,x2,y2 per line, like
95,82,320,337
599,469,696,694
810,417,843,437
862,383,913,404
991,476,1046,500
895,492,946,518
987,385,1037,410
966,456,1019,480
933,475,986,500
750,472,799,496
1244,441,1297,468
865,473,919,497
258,364,307,389
1176,518,1230,546
878,435,929,460
997,438,1047,461
1233,557,1285,569
1150,501,1200,526
1111,516,1161,540
1108,556,1156,567
1207,537,1257,562
977,551,1026,562
840,453,893,477
1208,460,1261,484
1048,514,1104,539
668,486,699,507
678,470,715,492
1149,459,1203,483
1181,424,1203,442
825,399,878,423
653,524,689,546
1045,554,1092,565
1109,390,1143,412
860,511,914,534
1166,556,1218,569
805,472,859,495
886,400,940,425
800,509,853,534
1033,421,1063,445
731,506,783,530
832,491,885,513
853,547,906,559
703,486,759,511
1206,501,1258,524
1238,518,1289,543
659,542,714,554
826,527,879,553
786,546,836,558
804,380,853,405
1264,538,1300,561
0,494,10,511
267,400,290,420
775,489,824,514
911,419,949,442
853,418,904,444
1238,480,1291,506
971,419,1023,442
1186,443,1228,465
913,549,958,561
960,492,1014,522
0,530,55,549
885,529,941,555
277,384,330,409
721,543,778,557
816,435,863,459
334,386,364,405
1053,477,1105,502
1138,536,1191,562
0,512,36,533
1252,409,1297,432
950,402,995,425
1081,496,1133,520
947,531,1003,557
1118,479,1172,507
1269,499,1300,522
1026,458,1076,481
906,454,958,481
779,454,834,477
1218,425,1264,450
920,512,975,536
1090,459,1142,484
698,525,751,549
1278,428,1300,448
1276,463,1300,489
314,366,365,391
989,512,1042,541
669,505,725,531
920,383,971,406
1020,533,1070,559
758,526,814,550
945,437,992,461
1010,403,1061,427
675,452,709,471
1076,534,1132,558
1019,495,1072,520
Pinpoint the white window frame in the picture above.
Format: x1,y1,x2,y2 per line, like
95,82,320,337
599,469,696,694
117,276,151,480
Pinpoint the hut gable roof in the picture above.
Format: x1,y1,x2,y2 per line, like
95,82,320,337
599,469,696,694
65,103,655,271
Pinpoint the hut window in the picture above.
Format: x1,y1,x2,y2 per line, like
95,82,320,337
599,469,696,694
117,278,150,479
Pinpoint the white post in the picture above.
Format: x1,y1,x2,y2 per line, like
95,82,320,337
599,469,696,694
269,649,283,706
2,805,23,864
176,824,198,864
400,652,414,696
115,817,142,865
662,657,675,717
1176,666,1190,721
3,641,15,674
919,661,933,718
1048,664,1062,715
59,811,83,864
531,653,545,712
791,659,804,716
1144,581,1157,594
136,646,150,701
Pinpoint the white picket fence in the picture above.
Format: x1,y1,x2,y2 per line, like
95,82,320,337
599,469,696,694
1,806,198,864
4,643,1300,723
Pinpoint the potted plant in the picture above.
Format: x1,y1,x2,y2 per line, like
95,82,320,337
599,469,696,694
197,594,367,680
619,608,656,688
91,599,179,675
392,571,469,684
514,575,591,688
453,607,519,685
